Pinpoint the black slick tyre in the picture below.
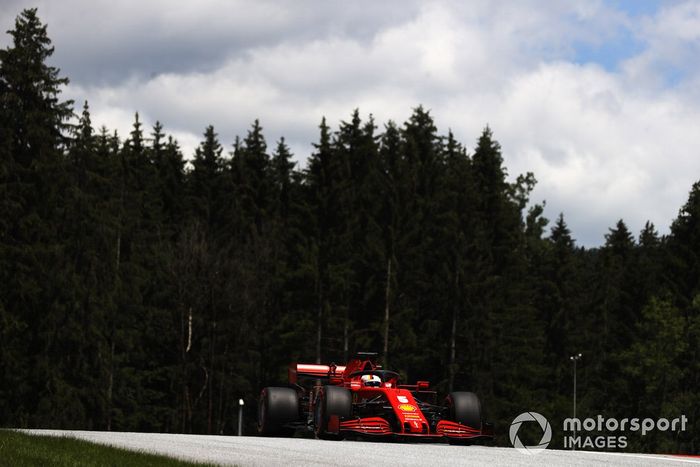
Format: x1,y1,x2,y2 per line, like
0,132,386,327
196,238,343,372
445,391,482,445
257,386,299,436
314,385,351,440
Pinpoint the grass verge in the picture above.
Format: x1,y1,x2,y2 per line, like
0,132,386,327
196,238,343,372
0,429,222,467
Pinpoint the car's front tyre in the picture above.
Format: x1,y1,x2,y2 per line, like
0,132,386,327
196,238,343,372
445,391,483,445
313,385,351,440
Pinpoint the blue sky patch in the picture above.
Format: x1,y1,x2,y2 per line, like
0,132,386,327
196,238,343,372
571,0,667,71
572,30,645,71
611,0,666,17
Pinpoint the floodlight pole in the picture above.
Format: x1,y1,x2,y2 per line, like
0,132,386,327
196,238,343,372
238,399,244,436
569,353,582,449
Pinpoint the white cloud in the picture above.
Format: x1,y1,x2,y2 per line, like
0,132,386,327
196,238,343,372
5,0,700,245
621,1,700,89
487,61,700,245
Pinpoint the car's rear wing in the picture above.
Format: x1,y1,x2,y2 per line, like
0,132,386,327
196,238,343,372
289,363,346,385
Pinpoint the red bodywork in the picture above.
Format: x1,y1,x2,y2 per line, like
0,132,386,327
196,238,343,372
289,354,493,441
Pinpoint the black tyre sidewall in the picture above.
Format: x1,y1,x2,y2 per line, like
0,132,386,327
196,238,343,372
258,387,299,436
446,391,482,430
323,385,352,419
315,385,351,439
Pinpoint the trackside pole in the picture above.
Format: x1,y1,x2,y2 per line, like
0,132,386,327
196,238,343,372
238,399,244,436
569,353,582,449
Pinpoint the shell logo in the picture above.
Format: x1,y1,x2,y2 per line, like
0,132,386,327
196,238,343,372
398,404,416,412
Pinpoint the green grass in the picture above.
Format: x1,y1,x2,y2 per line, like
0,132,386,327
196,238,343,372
0,430,223,467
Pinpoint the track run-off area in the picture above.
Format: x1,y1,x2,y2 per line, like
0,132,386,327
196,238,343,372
21,430,700,466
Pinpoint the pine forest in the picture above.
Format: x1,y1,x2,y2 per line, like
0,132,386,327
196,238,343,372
1,9,698,452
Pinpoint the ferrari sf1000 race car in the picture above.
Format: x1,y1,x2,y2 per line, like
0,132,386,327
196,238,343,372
257,352,493,443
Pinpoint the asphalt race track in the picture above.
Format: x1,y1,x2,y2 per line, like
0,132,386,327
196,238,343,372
22,430,700,466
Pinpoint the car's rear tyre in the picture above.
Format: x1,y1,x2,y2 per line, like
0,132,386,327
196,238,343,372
257,387,299,436
314,385,352,440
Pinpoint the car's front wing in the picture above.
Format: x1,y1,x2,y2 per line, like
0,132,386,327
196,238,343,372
336,416,494,441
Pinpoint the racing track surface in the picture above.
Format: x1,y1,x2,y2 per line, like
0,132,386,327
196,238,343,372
23,430,700,467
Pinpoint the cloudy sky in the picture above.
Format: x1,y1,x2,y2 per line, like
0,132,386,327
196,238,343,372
2,0,699,246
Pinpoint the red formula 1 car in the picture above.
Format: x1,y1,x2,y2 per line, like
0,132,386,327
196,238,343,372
257,352,493,443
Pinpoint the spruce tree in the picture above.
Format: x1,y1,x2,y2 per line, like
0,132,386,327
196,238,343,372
238,119,271,235
438,130,477,391
189,125,224,229
377,122,402,365
668,182,700,305
0,8,74,427
396,107,443,376
270,137,295,220
541,214,581,395
304,117,335,363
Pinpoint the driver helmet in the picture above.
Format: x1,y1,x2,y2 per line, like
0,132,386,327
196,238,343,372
361,374,382,387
